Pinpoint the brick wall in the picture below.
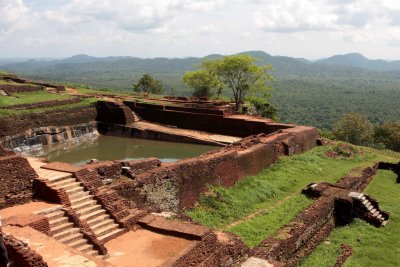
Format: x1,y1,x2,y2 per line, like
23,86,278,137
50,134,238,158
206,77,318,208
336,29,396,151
0,151,38,209
112,127,318,211
95,101,134,125
0,84,43,94
123,100,293,137
0,106,97,137
4,234,48,267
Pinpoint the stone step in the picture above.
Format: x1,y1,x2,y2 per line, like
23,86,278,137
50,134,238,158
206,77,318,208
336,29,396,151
53,227,81,240
69,237,89,249
54,181,82,191
66,187,86,195
45,210,65,220
367,205,373,211
94,223,119,238
49,216,69,227
377,214,383,220
90,219,115,232
98,228,125,243
86,214,111,227
71,199,98,211
47,173,74,184
371,208,377,214
80,209,107,222
362,199,368,205
76,204,102,217
77,243,95,253
382,220,388,226
68,191,90,200
373,211,379,217
50,222,75,235
70,195,94,206
59,232,84,245
50,177,76,187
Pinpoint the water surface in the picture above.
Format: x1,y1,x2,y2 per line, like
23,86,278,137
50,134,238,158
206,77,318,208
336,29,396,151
45,135,218,165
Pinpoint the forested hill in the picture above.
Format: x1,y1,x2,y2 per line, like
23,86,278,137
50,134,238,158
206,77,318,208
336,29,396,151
1,51,400,129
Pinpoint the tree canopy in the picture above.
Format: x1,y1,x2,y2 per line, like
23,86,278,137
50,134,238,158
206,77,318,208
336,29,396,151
182,70,220,98
201,54,273,111
133,74,163,94
332,113,374,146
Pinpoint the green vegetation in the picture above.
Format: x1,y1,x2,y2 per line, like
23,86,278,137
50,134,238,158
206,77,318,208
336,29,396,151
0,91,72,107
332,113,375,146
133,74,163,94
187,144,399,248
300,169,400,267
3,51,400,128
182,70,221,98
201,55,273,111
0,97,97,117
75,87,130,96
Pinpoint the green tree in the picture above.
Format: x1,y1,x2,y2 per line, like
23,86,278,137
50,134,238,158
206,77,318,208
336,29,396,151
133,74,163,94
182,70,220,98
332,113,374,146
202,54,273,111
248,96,278,119
375,121,400,152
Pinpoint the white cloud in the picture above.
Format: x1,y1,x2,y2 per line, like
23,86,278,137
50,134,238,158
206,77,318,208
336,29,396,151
0,0,400,58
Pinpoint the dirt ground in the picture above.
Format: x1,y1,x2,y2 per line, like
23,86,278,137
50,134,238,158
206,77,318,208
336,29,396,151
105,230,195,267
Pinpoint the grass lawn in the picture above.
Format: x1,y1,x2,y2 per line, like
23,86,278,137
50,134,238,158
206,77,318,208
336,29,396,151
0,97,98,117
75,87,131,96
0,91,73,107
187,144,400,248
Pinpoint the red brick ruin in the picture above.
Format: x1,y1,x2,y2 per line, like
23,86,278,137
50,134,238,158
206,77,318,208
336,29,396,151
0,81,395,266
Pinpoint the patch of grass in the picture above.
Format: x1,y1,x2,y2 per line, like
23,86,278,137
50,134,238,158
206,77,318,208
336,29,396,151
0,97,98,117
0,91,73,107
187,144,398,247
227,194,313,247
300,169,400,266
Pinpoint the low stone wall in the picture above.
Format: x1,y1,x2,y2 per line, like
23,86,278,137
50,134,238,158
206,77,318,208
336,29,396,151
124,100,292,137
111,127,318,211
4,234,48,267
0,147,38,209
0,106,97,137
0,84,43,94
96,101,135,125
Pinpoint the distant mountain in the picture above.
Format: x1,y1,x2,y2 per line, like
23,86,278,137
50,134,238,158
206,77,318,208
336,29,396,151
318,53,400,71
1,51,399,92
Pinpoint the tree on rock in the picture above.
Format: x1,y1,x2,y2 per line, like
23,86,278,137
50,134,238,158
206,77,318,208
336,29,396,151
133,74,163,94
332,113,374,146
182,70,221,98
202,54,273,111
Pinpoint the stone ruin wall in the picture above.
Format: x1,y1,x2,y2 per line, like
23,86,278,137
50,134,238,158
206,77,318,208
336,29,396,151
0,106,97,138
111,126,319,212
123,100,292,137
251,164,379,267
0,146,38,209
0,84,43,95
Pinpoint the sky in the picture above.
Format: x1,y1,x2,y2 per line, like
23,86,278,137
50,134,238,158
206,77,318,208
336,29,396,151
1,0,400,59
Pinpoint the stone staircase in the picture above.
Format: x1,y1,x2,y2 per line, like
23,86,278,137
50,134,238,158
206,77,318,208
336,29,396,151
348,192,389,227
132,111,141,122
44,207,100,256
48,174,125,243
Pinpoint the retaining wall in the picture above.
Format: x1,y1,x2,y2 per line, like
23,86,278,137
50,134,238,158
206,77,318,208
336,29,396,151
0,106,97,137
0,146,38,209
124,100,292,137
112,127,319,211
0,84,43,94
